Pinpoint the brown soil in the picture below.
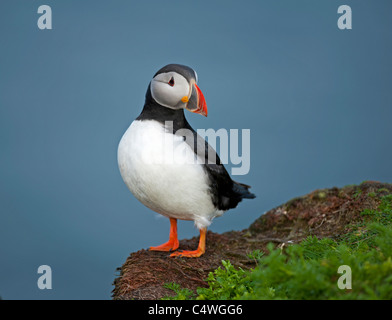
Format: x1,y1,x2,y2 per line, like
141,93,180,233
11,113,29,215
112,181,392,300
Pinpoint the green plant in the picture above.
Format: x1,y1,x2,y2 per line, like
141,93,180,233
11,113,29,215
246,249,264,262
162,282,195,300
196,260,252,300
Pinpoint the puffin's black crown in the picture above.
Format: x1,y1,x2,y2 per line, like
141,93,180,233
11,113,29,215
154,64,197,83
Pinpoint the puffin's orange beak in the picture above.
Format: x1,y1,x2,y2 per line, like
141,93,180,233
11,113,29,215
185,83,208,117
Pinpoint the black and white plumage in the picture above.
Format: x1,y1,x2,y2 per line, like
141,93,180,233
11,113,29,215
118,64,255,257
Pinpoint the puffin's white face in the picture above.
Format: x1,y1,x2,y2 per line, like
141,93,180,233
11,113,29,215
150,72,191,110
149,64,207,116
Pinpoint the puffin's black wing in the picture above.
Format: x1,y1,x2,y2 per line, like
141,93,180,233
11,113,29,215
180,121,255,211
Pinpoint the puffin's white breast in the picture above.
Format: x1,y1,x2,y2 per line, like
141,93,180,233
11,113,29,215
117,120,222,229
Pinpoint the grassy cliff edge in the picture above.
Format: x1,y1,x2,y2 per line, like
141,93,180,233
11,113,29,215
112,181,392,300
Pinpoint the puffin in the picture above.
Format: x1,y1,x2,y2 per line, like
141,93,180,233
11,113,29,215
118,64,255,257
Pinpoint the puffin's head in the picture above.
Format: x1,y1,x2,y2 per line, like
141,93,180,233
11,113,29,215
150,64,208,117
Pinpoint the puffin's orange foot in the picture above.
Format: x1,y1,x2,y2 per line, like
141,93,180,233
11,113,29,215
150,239,179,252
150,218,179,252
170,248,205,258
170,227,207,258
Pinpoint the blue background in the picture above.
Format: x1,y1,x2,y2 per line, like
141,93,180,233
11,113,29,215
1,0,391,299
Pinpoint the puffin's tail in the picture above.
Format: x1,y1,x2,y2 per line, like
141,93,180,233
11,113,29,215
232,181,256,199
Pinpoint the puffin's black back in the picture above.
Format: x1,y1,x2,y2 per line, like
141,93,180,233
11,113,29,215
178,120,255,211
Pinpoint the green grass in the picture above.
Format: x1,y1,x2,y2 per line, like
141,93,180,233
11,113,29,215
164,194,392,300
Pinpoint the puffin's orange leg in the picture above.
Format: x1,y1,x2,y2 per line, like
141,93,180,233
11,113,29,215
170,228,206,258
150,218,179,252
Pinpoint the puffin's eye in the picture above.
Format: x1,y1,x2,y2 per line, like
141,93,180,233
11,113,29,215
168,77,175,87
